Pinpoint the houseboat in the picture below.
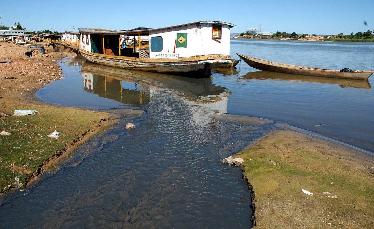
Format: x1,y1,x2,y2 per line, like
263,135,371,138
77,21,238,76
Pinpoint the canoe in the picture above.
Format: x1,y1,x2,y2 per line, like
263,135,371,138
242,71,371,89
237,53,373,80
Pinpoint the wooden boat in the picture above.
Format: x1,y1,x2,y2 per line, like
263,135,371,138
237,53,373,80
80,50,216,77
242,71,371,89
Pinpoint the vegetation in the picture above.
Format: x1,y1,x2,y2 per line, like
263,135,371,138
0,25,9,30
236,130,374,228
14,22,24,30
238,29,374,42
328,30,374,41
0,103,110,193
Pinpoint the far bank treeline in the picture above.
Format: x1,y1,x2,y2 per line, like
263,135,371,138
238,30,374,42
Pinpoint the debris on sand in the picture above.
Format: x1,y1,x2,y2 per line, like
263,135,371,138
222,156,244,166
302,189,313,196
125,123,136,130
13,109,38,116
47,130,60,139
0,130,11,136
323,192,338,198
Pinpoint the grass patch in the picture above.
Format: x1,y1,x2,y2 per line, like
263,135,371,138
236,130,374,228
0,102,110,193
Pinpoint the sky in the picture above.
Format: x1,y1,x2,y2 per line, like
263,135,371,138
0,0,373,34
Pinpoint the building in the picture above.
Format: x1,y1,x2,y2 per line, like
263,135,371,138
0,29,25,42
61,32,80,47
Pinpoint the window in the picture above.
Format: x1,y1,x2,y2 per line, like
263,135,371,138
212,25,222,40
86,35,89,45
151,36,163,52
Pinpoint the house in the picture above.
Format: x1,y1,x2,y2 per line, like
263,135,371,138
62,32,80,47
0,29,25,42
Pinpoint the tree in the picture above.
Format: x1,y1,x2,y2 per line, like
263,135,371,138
14,22,24,30
0,25,9,30
290,32,298,39
363,30,373,38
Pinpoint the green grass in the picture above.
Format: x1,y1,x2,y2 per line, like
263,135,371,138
0,103,110,192
236,130,374,228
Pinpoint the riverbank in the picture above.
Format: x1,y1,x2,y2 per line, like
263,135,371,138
235,130,374,228
0,42,114,194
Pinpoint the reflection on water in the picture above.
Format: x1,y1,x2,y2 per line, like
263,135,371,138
242,71,372,89
82,72,150,106
225,39,374,153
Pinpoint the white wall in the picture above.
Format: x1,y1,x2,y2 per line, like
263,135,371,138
149,25,231,58
62,33,79,43
79,34,91,52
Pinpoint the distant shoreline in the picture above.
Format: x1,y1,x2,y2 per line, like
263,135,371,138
232,37,374,43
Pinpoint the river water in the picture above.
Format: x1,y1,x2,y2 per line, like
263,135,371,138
0,40,373,228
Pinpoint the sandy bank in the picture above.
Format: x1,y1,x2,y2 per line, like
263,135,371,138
236,130,374,228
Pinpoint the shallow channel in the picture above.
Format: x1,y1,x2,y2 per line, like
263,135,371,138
0,57,275,228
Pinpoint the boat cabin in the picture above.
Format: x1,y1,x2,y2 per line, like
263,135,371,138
78,21,233,59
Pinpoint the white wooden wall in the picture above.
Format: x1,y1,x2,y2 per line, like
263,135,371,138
149,25,231,59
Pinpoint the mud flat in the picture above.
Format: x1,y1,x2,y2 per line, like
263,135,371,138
235,130,374,228
0,42,115,194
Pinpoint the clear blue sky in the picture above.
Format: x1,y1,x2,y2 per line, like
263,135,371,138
1,0,373,34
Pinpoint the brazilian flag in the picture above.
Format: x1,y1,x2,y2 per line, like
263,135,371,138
176,33,187,48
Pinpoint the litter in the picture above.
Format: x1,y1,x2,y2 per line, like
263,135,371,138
13,110,38,116
125,123,136,130
323,192,338,198
222,156,244,166
0,130,11,136
47,130,60,139
302,189,313,196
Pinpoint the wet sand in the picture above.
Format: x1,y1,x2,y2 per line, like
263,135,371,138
236,129,374,228
0,42,115,194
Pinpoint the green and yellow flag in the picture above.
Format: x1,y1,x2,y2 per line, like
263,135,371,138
176,33,187,48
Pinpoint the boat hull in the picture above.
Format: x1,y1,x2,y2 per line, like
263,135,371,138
237,53,373,80
81,51,212,77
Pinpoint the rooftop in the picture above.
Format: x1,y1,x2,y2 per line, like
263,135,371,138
79,21,234,35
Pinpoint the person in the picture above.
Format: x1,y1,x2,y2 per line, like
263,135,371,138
120,35,126,49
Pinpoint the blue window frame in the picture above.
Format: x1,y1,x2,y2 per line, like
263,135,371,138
151,36,163,52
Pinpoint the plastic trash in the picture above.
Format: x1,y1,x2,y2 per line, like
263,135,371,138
125,123,136,130
13,110,38,116
0,130,11,136
302,189,313,196
48,130,60,139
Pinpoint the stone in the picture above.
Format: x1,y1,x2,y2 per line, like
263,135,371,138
222,156,244,166
125,123,136,130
